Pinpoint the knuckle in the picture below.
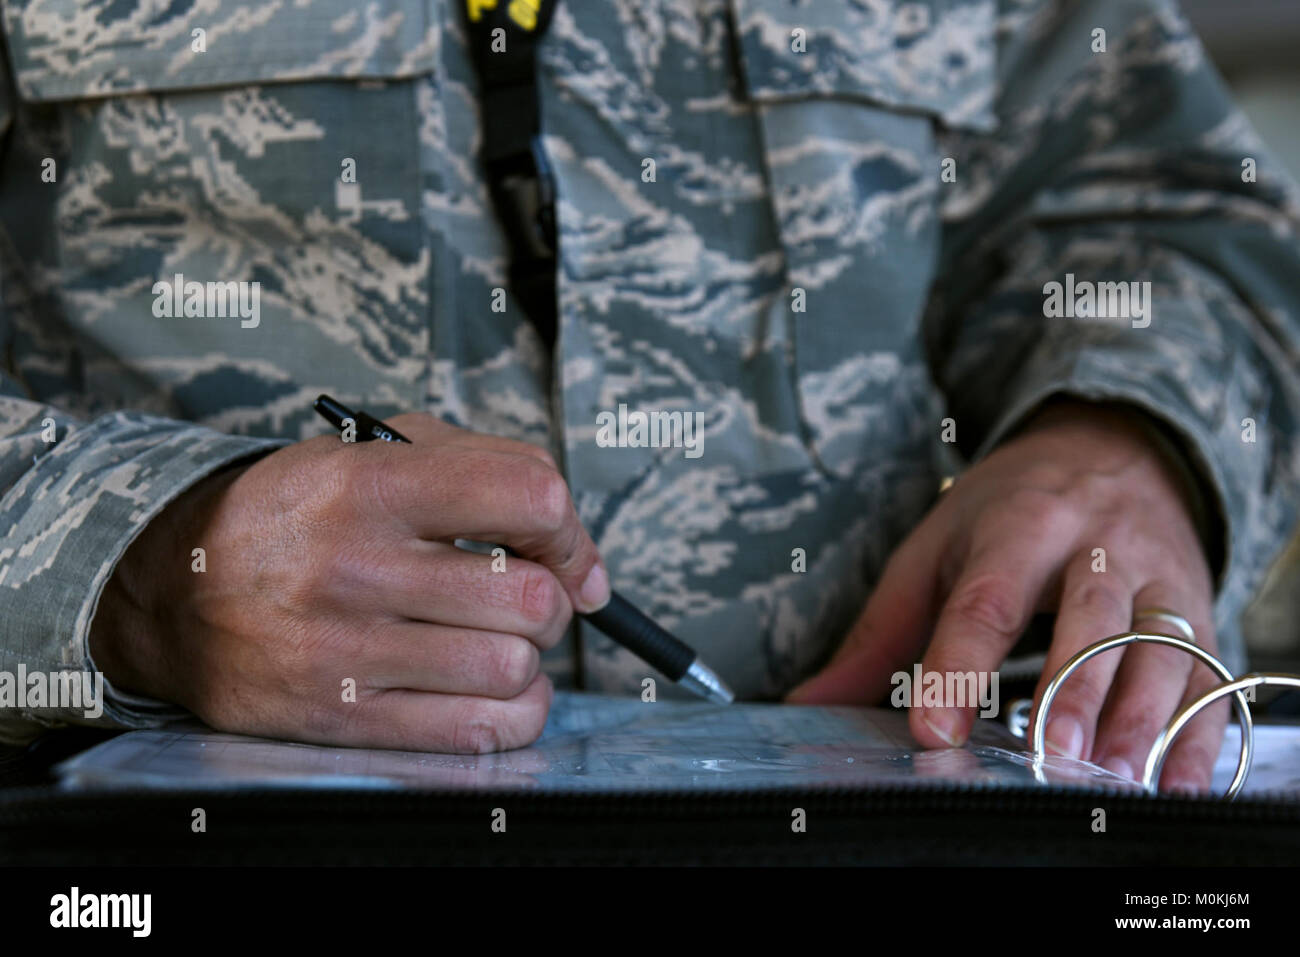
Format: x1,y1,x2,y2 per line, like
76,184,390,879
515,694,550,745
1064,580,1128,627
1071,468,1124,505
488,639,540,697
1001,487,1075,534
1089,512,1133,548
522,461,571,533
494,684,551,750
552,525,586,577
340,453,397,523
448,700,506,754
946,575,1025,639
278,566,325,618
323,538,387,599
299,454,361,524
532,601,575,652
516,567,562,625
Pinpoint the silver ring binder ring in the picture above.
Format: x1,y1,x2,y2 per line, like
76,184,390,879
1144,673,1299,795
1132,607,1195,644
1030,632,1254,798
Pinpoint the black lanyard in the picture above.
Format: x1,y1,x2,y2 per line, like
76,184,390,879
461,0,560,350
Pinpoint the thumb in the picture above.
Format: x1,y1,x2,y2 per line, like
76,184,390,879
785,533,939,705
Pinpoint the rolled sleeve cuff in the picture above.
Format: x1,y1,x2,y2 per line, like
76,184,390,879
0,411,288,741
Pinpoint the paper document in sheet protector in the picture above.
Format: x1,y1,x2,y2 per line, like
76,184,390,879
55,692,1291,795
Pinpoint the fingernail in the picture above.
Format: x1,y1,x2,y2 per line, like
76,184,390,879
1164,780,1202,797
1100,756,1135,781
922,710,964,747
1045,717,1084,759
576,563,610,613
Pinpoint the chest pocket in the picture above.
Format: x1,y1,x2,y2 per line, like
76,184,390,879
730,0,997,478
0,0,442,422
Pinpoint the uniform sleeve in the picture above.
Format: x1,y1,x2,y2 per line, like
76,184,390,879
0,398,286,745
0,33,292,745
925,0,1300,673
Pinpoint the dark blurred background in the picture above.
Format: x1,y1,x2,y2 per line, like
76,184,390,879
1182,0,1300,666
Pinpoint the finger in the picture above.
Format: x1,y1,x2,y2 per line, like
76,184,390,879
912,514,1076,749
373,542,572,650
344,672,554,753
362,622,543,700
363,444,609,612
1028,553,1135,762
784,519,943,705
1086,594,1205,778
1090,586,1220,791
1157,661,1231,795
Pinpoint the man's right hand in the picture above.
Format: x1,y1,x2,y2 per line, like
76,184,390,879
88,414,610,753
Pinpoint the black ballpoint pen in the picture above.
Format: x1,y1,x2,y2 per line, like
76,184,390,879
313,394,735,705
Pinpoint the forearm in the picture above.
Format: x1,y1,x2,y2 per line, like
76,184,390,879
0,396,285,743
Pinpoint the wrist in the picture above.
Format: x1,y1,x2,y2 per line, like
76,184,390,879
89,463,246,702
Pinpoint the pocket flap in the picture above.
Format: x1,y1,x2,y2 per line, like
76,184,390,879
730,0,998,132
1,0,439,101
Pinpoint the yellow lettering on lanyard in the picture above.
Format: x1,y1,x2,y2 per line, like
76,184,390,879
508,0,541,30
467,0,498,22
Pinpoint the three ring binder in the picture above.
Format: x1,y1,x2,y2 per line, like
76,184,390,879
1032,631,1299,798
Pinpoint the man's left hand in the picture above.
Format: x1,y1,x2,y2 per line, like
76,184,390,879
787,401,1226,793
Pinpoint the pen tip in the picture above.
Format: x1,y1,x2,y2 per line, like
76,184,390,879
681,660,734,705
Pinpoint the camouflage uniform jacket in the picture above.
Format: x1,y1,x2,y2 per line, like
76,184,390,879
0,0,1298,744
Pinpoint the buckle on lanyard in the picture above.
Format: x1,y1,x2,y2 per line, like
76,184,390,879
488,134,556,263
